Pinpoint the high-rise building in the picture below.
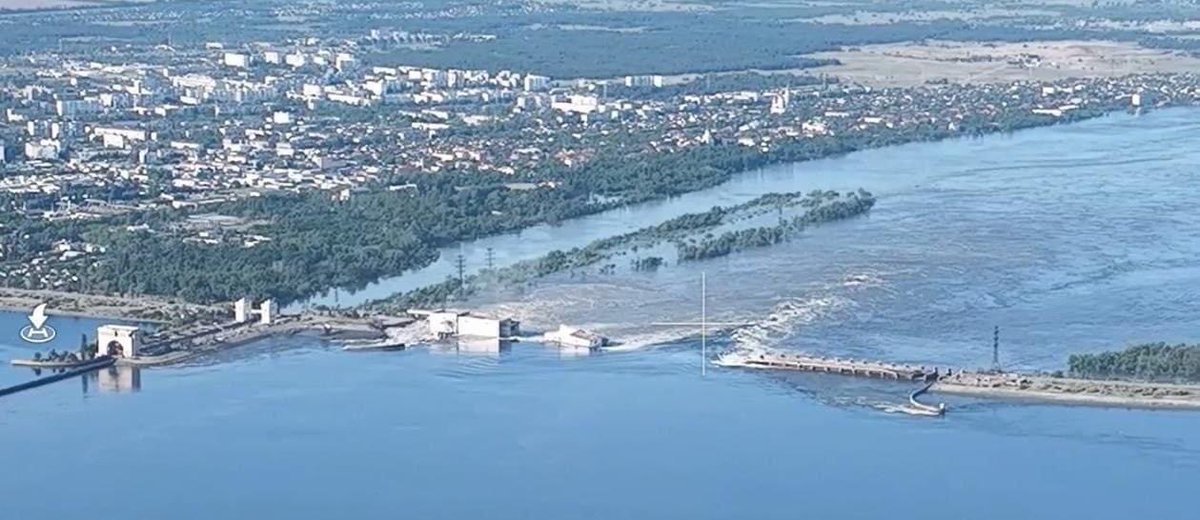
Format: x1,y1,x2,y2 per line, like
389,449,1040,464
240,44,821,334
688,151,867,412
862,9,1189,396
24,139,61,160
523,74,550,92
623,75,664,88
769,90,789,115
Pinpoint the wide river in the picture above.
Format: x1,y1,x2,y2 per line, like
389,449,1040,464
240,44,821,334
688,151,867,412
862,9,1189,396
3,109,1200,519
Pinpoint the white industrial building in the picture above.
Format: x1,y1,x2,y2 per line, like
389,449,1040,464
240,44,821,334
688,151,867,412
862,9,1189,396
523,74,550,92
97,324,141,358
409,310,520,339
234,298,278,325
223,52,251,68
551,94,602,115
56,99,102,117
92,126,150,143
624,75,664,88
544,325,607,349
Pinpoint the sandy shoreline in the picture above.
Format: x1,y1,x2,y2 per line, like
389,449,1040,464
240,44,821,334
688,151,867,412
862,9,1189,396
0,304,166,324
0,288,221,324
933,374,1200,410
933,383,1200,409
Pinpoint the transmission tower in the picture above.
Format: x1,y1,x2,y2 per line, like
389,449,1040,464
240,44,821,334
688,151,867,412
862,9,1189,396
455,254,466,299
992,325,1000,370
485,247,495,271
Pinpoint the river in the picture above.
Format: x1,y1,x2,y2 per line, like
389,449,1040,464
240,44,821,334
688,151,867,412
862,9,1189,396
2,108,1200,519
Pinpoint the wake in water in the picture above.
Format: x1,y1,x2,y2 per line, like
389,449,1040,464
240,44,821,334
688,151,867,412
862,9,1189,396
464,268,893,358
725,271,889,356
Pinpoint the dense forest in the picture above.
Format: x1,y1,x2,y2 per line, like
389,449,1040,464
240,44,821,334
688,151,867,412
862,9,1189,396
1068,343,1200,383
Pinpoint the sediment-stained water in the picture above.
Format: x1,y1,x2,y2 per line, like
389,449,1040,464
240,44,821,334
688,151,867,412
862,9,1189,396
2,109,1200,519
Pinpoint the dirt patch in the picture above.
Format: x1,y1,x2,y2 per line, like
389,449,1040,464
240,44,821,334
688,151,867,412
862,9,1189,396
1080,18,1200,35
806,40,1200,87
535,0,712,12
0,0,96,9
0,287,222,323
788,8,1060,25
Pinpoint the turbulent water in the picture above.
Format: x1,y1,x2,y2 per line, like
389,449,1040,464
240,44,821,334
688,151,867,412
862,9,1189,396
3,109,1200,519
474,108,1200,371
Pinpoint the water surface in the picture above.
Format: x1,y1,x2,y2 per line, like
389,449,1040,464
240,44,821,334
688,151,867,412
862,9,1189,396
4,109,1200,519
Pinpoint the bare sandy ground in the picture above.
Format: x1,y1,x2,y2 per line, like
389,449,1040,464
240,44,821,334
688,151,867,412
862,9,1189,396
0,0,95,10
789,8,1061,25
0,287,220,323
0,0,154,11
807,40,1200,87
535,0,711,12
934,373,1200,409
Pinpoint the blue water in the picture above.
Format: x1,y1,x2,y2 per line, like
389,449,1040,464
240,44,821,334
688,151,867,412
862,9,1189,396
4,109,1200,519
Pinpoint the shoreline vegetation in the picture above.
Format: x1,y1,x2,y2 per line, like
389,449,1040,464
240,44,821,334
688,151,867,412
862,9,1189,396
1068,343,1200,383
4,103,1112,308
677,189,874,261
934,344,1200,408
362,189,875,312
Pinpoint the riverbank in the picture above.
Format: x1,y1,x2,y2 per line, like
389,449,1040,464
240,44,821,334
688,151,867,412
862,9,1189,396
8,310,392,370
298,101,1160,310
364,189,875,311
933,372,1200,409
0,287,222,324
715,349,1200,411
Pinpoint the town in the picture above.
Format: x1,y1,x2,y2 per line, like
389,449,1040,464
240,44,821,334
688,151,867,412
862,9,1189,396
4,23,1199,303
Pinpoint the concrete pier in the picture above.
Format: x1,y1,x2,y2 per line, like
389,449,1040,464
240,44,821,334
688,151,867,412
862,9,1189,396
0,356,115,398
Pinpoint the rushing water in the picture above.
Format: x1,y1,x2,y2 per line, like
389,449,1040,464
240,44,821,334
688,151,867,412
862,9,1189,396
4,109,1200,519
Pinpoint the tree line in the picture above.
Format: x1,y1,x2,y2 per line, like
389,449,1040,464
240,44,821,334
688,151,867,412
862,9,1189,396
1068,343,1200,383
677,190,875,261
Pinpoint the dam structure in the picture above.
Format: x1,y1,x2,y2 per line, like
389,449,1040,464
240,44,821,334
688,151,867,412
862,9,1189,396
715,350,942,381
714,348,1200,411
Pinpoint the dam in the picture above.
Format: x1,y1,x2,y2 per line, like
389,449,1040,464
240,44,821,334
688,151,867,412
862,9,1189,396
715,349,1200,410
